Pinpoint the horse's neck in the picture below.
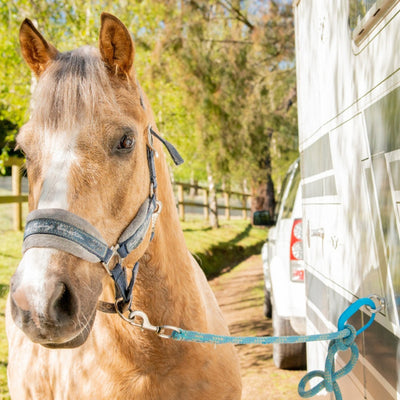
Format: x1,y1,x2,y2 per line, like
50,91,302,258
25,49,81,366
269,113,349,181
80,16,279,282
134,162,205,329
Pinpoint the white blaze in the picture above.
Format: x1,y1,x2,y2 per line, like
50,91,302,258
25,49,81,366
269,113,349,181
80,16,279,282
16,248,58,314
19,129,79,290
38,129,78,209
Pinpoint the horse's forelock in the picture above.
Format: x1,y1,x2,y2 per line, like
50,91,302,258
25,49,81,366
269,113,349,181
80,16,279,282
30,46,116,131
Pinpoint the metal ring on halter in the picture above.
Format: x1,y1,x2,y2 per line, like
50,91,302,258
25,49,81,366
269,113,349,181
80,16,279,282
153,201,162,217
365,294,385,314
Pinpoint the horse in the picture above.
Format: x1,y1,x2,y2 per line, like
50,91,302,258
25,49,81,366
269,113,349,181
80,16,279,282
6,13,242,399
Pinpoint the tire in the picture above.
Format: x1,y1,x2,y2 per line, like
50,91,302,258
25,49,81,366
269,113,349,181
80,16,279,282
263,289,272,318
272,312,306,370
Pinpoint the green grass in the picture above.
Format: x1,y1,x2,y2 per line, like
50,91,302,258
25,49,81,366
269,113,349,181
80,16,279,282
0,231,23,399
0,211,266,398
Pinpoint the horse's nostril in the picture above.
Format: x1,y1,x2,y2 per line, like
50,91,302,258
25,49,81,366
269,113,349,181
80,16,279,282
12,286,30,312
49,282,76,320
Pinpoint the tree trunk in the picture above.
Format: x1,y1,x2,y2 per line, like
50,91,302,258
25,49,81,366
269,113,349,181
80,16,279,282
251,130,275,221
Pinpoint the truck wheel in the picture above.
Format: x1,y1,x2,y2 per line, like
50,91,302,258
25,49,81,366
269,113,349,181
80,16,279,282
264,289,272,318
272,313,306,370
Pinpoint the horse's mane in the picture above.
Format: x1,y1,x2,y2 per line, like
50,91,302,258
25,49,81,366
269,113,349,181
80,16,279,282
31,46,116,130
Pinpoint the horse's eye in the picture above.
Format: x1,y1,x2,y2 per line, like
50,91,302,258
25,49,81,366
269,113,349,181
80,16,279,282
117,135,135,151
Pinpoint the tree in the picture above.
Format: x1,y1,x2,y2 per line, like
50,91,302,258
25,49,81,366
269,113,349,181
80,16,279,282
158,0,298,213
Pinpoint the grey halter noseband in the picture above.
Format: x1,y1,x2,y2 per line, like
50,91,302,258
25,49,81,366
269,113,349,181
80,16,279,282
22,126,183,312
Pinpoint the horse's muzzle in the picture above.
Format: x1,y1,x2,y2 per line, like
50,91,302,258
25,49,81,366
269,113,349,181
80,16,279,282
9,249,100,348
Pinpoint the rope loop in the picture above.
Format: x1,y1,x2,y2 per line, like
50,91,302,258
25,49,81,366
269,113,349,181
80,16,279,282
298,321,359,399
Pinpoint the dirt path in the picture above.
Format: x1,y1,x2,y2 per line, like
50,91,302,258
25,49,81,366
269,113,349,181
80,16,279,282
210,254,305,400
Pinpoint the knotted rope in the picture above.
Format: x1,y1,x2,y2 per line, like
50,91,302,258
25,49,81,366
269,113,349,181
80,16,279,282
297,324,358,399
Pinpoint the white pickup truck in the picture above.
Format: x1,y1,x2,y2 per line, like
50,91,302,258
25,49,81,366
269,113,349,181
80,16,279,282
254,159,306,369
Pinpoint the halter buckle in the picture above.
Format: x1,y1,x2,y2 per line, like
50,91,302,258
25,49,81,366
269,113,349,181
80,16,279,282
101,244,121,276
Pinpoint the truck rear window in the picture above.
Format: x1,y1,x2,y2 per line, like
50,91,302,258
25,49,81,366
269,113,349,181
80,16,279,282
282,165,300,219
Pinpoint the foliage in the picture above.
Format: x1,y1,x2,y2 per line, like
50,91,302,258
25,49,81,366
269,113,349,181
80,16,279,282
162,0,298,188
0,0,298,193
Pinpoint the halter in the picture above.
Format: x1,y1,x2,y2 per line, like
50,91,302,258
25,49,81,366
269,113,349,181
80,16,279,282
22,125,183,313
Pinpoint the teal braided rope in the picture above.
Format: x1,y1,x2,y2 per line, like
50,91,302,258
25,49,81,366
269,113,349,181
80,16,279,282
297,297,377,399
171,327,351,345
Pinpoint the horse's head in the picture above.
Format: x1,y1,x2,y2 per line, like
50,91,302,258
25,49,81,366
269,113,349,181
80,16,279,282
10,14,157,348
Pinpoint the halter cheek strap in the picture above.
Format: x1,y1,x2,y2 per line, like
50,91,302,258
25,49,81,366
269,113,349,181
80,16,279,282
22,126,182,312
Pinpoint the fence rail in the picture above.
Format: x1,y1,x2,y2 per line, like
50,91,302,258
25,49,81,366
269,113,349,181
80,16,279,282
0,159,251,230
174,181,250,222
0,157,26,230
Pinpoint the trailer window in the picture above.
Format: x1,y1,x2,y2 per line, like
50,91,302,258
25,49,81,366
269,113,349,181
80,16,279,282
349,0,397,45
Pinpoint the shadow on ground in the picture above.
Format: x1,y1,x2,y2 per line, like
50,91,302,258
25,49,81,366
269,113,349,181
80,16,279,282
189,224,264,278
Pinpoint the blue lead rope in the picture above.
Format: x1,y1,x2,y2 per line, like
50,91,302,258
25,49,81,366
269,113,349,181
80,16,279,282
170,297,377,400
171,328,351,345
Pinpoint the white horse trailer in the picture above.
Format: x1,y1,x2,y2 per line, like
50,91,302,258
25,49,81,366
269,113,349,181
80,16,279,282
295,0,400,398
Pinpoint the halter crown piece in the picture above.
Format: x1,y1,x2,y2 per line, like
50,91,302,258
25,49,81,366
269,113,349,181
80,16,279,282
23,125,184,313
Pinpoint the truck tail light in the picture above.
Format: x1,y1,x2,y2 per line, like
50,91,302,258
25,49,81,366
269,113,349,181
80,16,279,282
290,218,304,282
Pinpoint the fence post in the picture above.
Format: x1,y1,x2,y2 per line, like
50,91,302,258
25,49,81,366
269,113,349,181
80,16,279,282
207,166,219,228
177,184,185,221
12,164,23,231
242,194,247,220
224,192,231,220
203,189,209,220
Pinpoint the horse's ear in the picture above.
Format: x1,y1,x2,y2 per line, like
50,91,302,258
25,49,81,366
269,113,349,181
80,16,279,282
19,19,58,77
99,13,135,79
